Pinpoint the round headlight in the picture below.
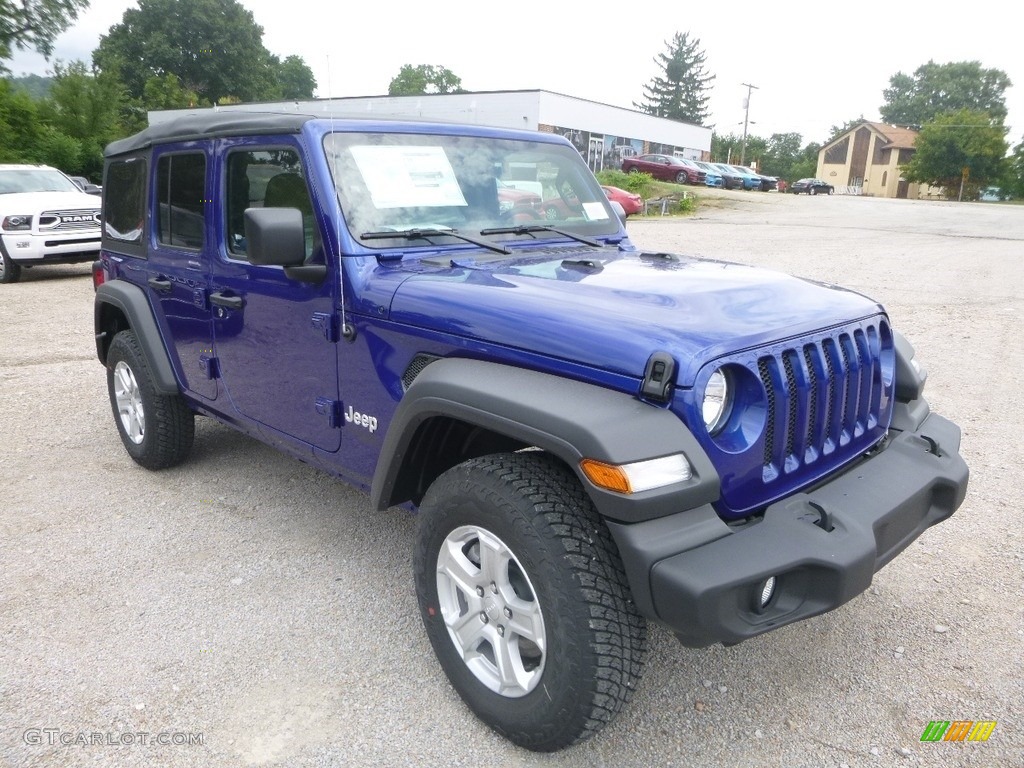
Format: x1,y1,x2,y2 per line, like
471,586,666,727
702,368,732,434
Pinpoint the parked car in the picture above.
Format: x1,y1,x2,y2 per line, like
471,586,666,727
497,181,542,219
714,163,760,191
602,185,642,216
730,165,777,192
622,154,705,185
69,175,103,196
791,178,834,195
0,164,102,283
698,161,743,190
691,162,724,188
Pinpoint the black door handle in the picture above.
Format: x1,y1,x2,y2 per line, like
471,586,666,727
147,276,172,293
210,291,244,310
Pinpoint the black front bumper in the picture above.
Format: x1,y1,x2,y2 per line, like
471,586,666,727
607,409,969,647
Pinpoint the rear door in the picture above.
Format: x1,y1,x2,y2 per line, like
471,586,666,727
146,147,218,400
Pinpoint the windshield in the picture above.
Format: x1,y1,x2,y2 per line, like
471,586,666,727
0,169,81,195
322,132,619,248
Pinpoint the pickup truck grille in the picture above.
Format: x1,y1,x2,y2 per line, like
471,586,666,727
687,316,894,519
39,209,101,232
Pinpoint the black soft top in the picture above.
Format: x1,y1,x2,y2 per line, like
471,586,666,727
105,112,315,157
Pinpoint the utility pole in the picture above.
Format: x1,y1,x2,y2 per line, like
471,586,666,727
740,82,758,166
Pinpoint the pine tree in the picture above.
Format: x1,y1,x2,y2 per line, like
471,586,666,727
635,32,714,125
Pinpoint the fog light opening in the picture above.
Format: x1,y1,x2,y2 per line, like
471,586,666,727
756,576,777,612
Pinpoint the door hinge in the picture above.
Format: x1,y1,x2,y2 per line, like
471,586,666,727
199,354,220,380
311,312,339,343
315,397,343,428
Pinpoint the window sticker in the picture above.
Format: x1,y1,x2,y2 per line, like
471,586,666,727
350,146,468,209
583,202,609,221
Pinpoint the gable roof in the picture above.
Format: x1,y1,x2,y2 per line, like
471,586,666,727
863,121,918,149
821,120,919,152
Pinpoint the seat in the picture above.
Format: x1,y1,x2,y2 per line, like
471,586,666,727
263,172,313,215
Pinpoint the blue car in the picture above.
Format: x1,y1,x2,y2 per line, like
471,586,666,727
713,163,760,191
692,161,724,188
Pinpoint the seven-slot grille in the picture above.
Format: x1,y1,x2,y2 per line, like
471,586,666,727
757,321,890,484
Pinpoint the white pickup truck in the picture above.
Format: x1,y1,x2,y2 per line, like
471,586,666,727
0,164,101,284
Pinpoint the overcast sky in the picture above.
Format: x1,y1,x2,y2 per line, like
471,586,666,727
7,0,1023,146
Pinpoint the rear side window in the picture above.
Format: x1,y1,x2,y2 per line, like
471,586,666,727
157,153,206,249
103,158,147,244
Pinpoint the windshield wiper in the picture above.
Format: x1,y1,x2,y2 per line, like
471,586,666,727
361,228,510,255
478,224,603,248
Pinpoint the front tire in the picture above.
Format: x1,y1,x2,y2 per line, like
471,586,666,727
414,452,647,751
0,249,21,284
106,330,194,469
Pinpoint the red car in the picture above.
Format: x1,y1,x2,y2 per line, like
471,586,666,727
602,185,642,216
621,153,705,184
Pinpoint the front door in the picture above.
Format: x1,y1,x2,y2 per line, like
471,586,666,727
209,138,341,452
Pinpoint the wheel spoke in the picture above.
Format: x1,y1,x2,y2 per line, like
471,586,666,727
449,608,488,655
493,631,533,693
505,597,546,651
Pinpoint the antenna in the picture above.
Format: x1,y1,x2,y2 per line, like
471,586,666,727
326,55,354,341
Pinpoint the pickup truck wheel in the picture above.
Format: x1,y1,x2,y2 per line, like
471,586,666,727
106,330,194,469
414,452,646,751
0,250,21,284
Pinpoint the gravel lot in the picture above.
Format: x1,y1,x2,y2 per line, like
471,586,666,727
1,191,1022,767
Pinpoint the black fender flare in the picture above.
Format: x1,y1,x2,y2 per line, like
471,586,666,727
94,280,179,394
370,358,720,523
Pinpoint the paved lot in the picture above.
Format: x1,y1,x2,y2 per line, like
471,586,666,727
1,191,1022,767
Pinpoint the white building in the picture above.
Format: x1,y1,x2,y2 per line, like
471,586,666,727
149,89,712,174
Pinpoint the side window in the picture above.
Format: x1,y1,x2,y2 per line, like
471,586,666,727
156,153,206,249
226,148,316,260
103,157,147,245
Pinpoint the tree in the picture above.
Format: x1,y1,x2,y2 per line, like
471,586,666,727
760,132,805,180
388,64,463,96
0,0,89,68
900,109,1008,197
880,61,1012,128
635,32,714,125
272,55,316,100
37,60,125,176
93,0,312,104
826,116,866,143
1004,136,1024,199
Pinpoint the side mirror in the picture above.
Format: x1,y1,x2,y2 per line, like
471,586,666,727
244,208,306,267
609,200,627,225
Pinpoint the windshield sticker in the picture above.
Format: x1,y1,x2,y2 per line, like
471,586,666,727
350,146,468,209
582,202,609,221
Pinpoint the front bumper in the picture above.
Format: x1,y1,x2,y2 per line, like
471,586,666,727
0,232,101,265
607,409,968,647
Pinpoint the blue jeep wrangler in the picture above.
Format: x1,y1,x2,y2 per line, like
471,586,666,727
93,112,968,751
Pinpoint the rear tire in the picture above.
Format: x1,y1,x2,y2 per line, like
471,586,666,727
106,330,194,469
414,452,647,751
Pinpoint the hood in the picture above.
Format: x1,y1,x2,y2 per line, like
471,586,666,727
0,190,101,213
387,249,884,386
